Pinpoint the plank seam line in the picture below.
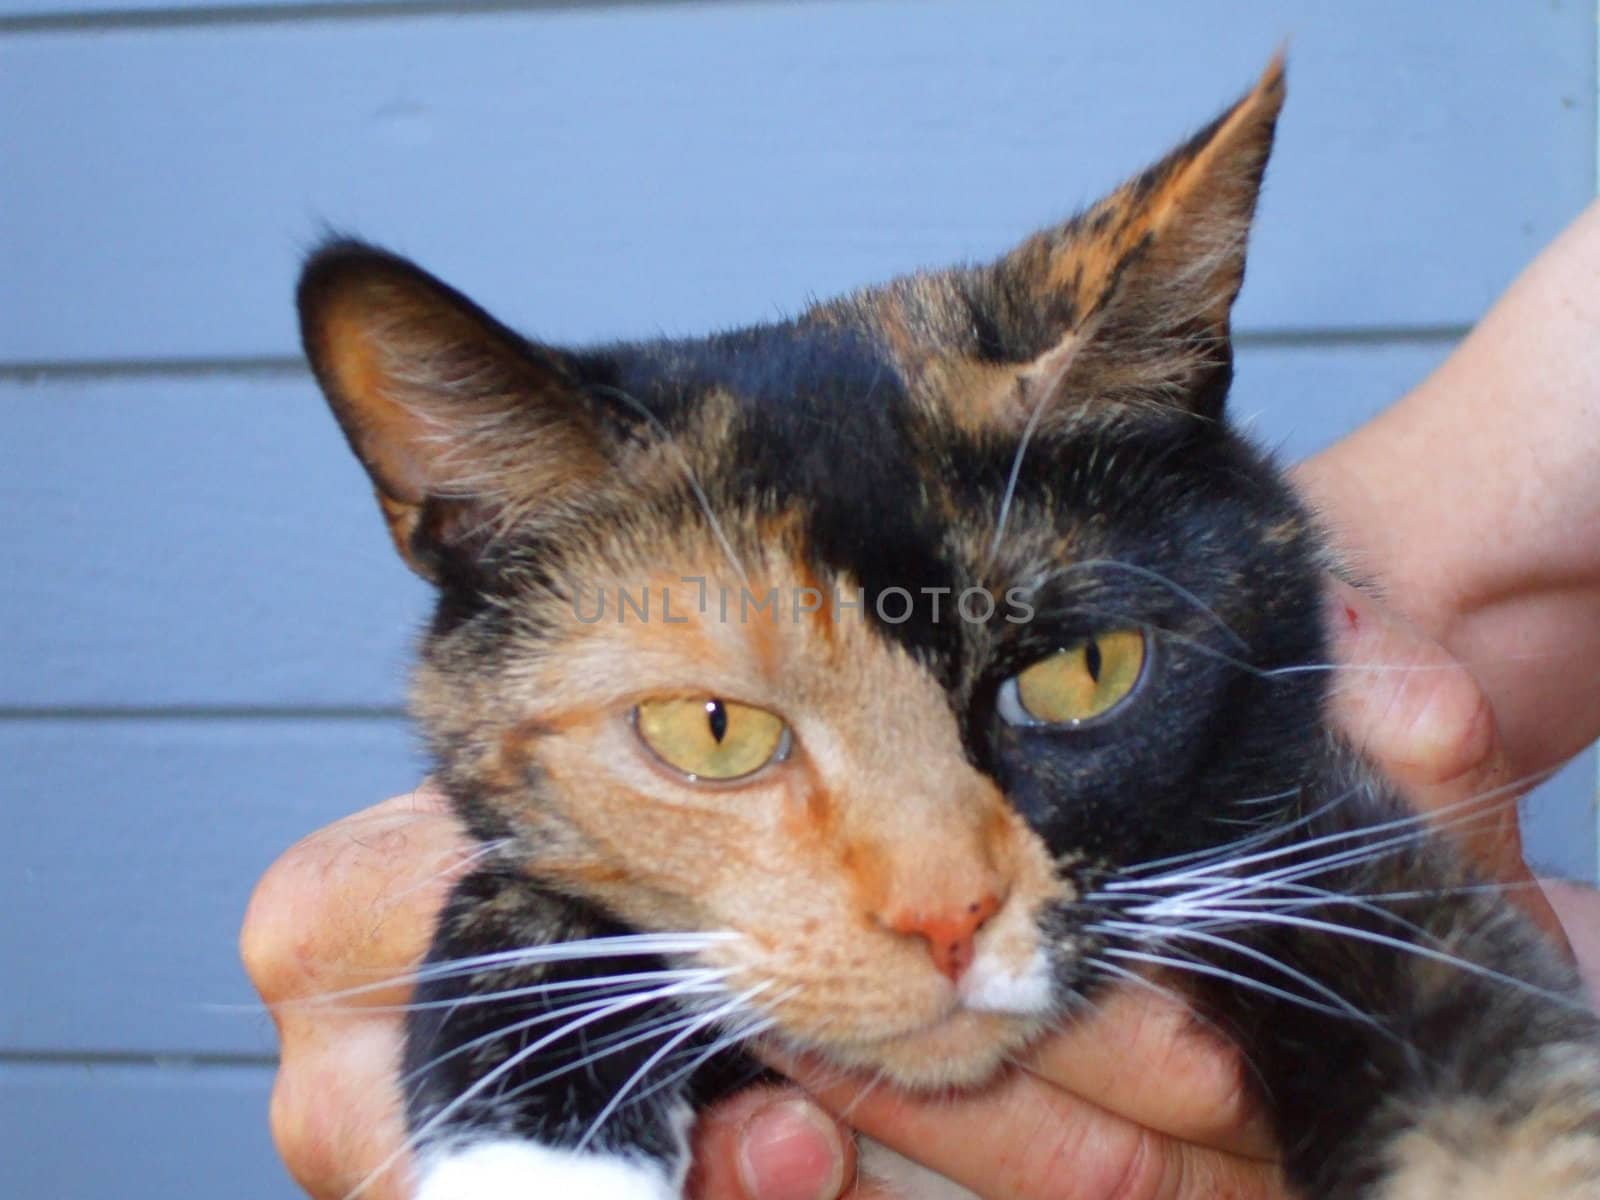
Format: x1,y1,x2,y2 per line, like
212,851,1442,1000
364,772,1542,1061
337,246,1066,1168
0,0,738,34
0,1049,278,1068
0,706,408,721
0,326,1469,383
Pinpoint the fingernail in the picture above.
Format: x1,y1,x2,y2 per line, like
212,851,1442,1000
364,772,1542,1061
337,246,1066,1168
736,1098,844,1200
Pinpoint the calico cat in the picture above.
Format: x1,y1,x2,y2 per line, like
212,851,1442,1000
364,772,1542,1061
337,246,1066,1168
298,60,1600,1199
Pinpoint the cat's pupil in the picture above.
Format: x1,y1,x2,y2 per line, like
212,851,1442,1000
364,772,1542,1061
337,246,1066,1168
705,699,729,743
1084,638,1102,683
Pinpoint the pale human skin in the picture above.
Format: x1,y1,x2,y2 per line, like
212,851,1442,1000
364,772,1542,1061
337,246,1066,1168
242,201,1600,1200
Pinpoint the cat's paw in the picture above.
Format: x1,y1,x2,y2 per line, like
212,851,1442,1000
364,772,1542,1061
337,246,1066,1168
416,1140,681,1200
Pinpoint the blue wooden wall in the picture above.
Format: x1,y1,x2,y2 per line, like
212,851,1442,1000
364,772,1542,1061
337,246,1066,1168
2,2,1595,1195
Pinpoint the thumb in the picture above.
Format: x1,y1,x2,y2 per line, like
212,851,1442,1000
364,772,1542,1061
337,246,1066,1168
689,1086,854,1200
1325,580,1564,940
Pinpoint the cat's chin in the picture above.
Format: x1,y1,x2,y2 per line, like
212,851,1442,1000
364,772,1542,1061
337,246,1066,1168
823,1007,1047,1090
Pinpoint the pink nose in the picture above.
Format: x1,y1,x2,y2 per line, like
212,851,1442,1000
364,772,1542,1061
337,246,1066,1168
882,893,1001,982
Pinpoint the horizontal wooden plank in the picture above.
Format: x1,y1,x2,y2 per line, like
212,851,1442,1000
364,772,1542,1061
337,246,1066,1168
1,341,1451,709
4,371,433,708
0,1061,299,1198
0,718,425,1054
1,717,1590,1058
1,1,1590,364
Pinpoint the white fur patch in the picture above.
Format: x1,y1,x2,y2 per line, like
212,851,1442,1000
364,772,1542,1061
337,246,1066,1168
959,947,1054,1015
860,1137,980,1200
416,1139,679,1200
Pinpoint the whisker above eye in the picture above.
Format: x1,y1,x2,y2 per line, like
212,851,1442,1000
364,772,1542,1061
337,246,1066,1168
986,373,1058,576
587,382,749,587
1023,559,1251,652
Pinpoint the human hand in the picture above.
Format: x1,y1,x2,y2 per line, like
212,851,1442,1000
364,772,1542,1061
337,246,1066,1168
241,785,465,1200
1321,579,1562,940
243,799,1280,1200
241,584,1553,1200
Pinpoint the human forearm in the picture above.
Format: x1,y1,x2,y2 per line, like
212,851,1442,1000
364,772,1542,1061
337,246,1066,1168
1295,200,1600,777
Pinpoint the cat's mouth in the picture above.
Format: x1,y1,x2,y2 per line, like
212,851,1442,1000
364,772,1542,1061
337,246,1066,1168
752,964,1057,1089
710,925,1063,1086
805,1004,1050,1089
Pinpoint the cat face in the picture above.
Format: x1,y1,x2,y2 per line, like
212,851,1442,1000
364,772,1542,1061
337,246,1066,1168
301,58,1329,1086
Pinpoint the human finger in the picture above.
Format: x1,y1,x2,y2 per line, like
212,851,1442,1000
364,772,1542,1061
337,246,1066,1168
690,1084,863,1200
1324,581,1564,939
1021,985,1273,1160
769,1050,1285,1200
241,784,465,1010
241,785,470,1198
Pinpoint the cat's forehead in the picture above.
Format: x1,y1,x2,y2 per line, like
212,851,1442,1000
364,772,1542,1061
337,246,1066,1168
525,541,963,727
583,321,1195,624
614,276,1068,445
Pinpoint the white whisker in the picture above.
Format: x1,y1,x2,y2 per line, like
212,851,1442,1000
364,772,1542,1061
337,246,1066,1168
353,969,727,1015
1102,947,1351,1018
1152,906,1587,1012
574,983,772,1152
396,974,731,1091
346,972,719,1200
588,383,749,586
1091,919,1377,1026
494,1005,736,1109
1105,779,1522,900
626,1003,788,1109
1028,559,1250,652
297,932,738,1007
382,839,516,906
986,375,1055,574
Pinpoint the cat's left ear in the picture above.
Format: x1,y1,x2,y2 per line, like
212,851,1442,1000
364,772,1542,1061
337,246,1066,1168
298,242,617,583
980,55,1285,422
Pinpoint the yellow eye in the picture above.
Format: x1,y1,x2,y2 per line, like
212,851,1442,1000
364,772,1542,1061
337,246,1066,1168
634,697,790,781
1000,629,1147,727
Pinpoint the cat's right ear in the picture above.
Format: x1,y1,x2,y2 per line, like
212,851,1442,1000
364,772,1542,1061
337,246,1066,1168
298,242,612,583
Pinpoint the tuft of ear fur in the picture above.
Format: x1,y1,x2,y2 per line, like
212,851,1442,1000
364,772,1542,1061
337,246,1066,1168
298,242,613,582
969,55,1285,425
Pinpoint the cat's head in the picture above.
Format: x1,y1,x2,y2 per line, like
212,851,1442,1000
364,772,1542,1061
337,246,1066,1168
300,59,1326,1086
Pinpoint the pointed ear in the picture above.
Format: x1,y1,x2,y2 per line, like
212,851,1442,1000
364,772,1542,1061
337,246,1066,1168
298,242,613,582
978,56,1285,422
